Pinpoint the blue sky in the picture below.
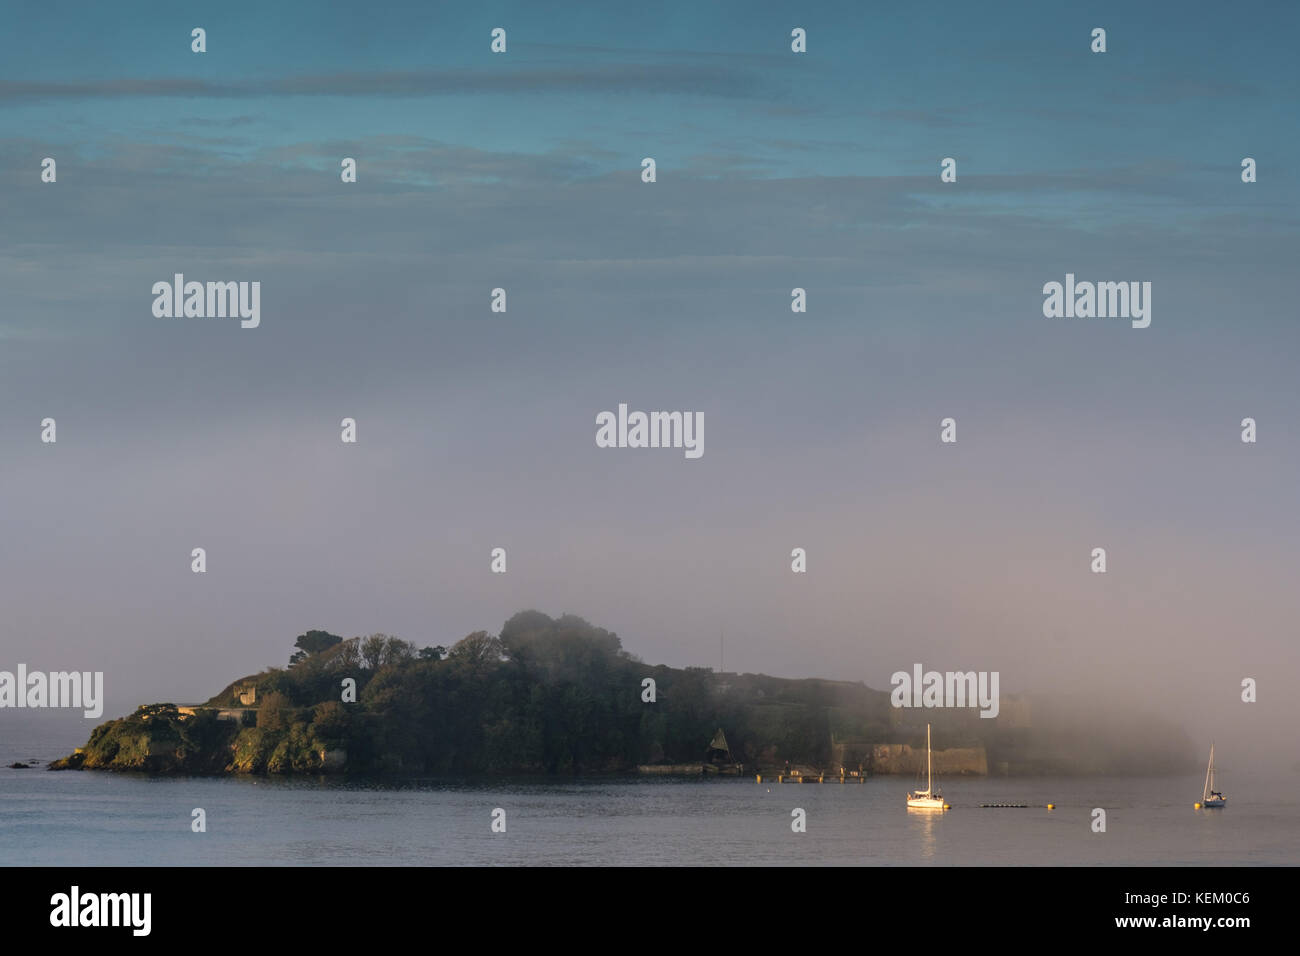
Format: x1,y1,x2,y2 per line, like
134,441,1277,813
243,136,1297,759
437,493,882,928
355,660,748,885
1,1,1297,763
5,1,1297,180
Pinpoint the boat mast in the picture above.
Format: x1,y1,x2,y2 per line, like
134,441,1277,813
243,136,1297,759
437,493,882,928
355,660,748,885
926,723,932,794
1203,743,1214,800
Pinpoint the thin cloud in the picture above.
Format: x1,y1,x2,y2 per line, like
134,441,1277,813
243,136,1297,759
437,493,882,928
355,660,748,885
0,64,773,103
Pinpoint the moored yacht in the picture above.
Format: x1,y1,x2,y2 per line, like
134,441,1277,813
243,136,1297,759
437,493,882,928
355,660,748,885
907,723,949,810
1199,743,1226,808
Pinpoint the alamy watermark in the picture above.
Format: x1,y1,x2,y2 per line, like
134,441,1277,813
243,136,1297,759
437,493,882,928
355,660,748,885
890,663,999,718
50,887,150,936
1042,273,1151,329
0,665,103,718
595,403,703,459
152,274,260,328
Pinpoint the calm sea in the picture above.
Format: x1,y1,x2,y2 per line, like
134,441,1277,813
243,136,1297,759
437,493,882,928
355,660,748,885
1,725,1295,866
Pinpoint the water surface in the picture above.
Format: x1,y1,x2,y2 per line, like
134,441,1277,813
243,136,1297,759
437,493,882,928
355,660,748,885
2,729,1292,865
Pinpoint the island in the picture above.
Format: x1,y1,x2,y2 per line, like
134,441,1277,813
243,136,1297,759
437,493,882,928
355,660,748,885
50,610,1195,777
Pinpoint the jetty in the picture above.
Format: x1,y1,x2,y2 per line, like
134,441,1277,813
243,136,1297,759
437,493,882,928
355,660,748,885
756,767,867,784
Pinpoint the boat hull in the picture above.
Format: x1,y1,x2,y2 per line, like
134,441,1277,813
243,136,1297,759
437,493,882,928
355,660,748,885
906,796,947,810
1202,797,1226,808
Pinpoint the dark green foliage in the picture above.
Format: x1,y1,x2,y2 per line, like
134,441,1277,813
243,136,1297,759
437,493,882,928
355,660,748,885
317,611,873,774
311,701,349,742
70,614,896,775
66,703,239,772
293,629,344,656
360,634,417,670
132,702,180,720
257,691,294,731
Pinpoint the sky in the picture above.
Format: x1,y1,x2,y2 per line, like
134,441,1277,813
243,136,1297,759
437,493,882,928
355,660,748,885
1,1,1298,770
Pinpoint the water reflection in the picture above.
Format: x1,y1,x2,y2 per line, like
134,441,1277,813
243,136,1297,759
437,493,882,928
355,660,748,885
907,806,941,861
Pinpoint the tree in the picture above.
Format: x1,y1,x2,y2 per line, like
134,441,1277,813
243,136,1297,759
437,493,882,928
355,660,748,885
327,637,361,670
419,645,447,661
448,631,505,668
360,634,388,670
383,636,416,666
258,691,293,731
358,634,418,670
312,701,349,741
499,612,623,680
500,610,555,648
290,629,343,667
133,703,180,722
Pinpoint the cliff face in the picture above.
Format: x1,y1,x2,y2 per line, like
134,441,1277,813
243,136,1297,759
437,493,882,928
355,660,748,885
48,704,347,775
49,706,234,772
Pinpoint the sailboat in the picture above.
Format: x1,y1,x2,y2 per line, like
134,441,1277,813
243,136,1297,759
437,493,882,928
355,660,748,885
907,723,948,810
1200,743,1226,808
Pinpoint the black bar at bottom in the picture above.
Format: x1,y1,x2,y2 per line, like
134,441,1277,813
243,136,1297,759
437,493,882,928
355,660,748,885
6,865,1276,942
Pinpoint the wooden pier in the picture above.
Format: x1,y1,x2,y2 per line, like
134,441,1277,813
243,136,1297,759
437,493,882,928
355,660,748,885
756,772,867,784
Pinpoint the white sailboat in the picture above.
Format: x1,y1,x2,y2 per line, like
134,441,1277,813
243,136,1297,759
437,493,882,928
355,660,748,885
1200,743,1226,808
907,723,948,810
